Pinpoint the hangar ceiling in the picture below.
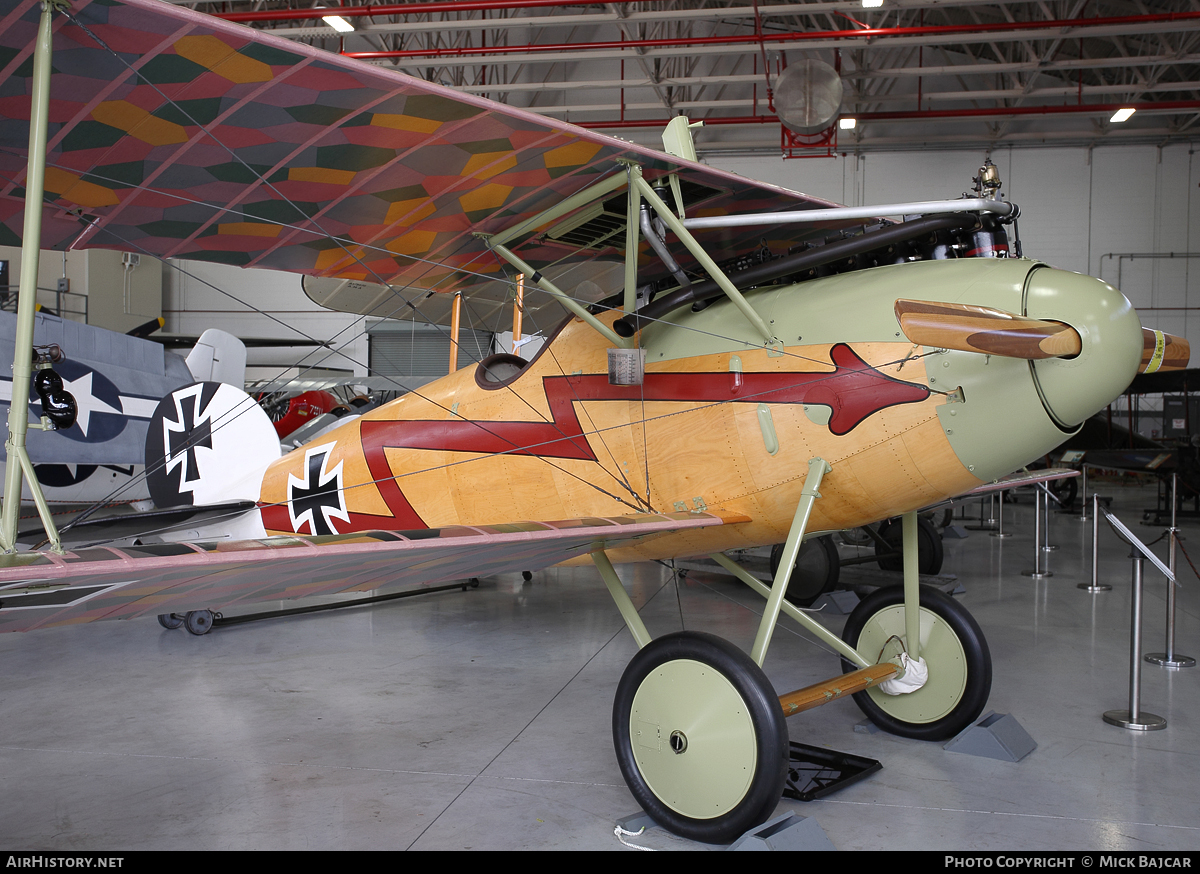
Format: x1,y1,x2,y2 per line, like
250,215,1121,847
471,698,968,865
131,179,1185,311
166,1,1200,156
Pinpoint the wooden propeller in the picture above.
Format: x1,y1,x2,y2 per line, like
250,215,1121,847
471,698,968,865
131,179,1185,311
895,299,1082,360
1141,328,1190,373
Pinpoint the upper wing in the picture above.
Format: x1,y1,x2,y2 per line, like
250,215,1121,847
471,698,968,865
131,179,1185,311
0,510,739,633
0,0,856,322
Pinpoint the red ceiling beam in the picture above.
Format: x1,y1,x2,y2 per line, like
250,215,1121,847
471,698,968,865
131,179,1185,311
575,100,1200,129
215,0,607,24
336,9,1200,59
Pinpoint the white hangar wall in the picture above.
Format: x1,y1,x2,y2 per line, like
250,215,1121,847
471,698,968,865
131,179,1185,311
162,258,370,383
712,143,1200,352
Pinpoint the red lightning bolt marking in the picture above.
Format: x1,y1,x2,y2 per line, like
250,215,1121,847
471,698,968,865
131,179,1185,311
262,344,929,533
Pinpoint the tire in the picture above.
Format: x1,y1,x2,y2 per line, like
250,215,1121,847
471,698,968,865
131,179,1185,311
612,631,788,844
767,535,841,607
875,516,944,574
1049,476,1077,510
184,609,214,636
840,585,991,741
157,613,183,630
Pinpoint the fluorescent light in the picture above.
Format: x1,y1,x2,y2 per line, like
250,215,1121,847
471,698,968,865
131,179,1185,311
839,117,857,130
861,0,884,7
1110,107,1136,123
322,13,354,32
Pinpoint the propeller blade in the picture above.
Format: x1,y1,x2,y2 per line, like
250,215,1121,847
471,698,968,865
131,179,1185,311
1141,328,1190,373
895,299,1083,360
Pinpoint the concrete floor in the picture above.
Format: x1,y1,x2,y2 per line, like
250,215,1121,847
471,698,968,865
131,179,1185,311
1,481,1198,851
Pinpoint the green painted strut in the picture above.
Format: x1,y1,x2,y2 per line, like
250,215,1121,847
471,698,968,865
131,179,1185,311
633,176,777,347
1,2,62,554
750,457,831,666
709,552,868,668
593,550,652,649
487,241,631,348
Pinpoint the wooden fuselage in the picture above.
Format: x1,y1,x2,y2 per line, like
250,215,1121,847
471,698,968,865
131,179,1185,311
256,258,1142,563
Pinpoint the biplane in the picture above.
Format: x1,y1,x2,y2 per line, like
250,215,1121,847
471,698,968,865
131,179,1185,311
0,0,1187,844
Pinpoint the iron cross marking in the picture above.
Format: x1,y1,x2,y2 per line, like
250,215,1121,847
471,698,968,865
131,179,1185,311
288,444,347,536
164,385,216,489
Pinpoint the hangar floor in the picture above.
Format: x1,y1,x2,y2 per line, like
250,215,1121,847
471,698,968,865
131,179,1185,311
1,481,1198,851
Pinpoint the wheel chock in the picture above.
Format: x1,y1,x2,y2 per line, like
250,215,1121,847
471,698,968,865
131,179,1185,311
815,590,859,614
727,812,836,851
943,711,1036,762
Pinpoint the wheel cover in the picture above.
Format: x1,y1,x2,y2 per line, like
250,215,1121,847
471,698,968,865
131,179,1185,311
629,658,757,820
859,605,967,723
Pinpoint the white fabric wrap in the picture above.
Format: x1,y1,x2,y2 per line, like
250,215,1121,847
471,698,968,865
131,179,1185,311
878,654,928,695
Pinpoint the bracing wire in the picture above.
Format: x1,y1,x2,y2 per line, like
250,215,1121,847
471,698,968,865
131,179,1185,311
11,3,954,549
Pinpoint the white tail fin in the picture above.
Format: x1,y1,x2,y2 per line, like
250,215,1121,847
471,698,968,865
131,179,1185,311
185,329,247,387
146,381,279,508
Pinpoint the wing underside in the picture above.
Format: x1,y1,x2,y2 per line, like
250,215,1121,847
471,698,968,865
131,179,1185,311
0,510,736,633
0,0,858,321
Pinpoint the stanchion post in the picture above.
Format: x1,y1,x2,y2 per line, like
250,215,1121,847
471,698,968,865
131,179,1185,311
1104,555,1166,730
1146,473,1195,668
1040,484,1059,552
1079,465,1090,522
1023,488,1051,577
991,488,1010,539
1080,493,1112,592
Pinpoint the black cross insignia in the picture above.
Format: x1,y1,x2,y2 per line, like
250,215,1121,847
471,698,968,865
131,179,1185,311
288,445,346,536
164,386,214,489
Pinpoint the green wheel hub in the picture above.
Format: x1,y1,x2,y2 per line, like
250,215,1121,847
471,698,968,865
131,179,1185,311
629,658,758,820
857,604,968,724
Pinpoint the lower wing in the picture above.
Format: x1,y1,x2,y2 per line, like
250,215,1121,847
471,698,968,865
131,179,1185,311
0,511,740,633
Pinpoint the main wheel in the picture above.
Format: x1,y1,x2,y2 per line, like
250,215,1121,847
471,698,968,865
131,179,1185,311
157,613,183,630
184,609,214,636
612,631,788,844
875,516,944,574
840,586,991,741
768,535,841,607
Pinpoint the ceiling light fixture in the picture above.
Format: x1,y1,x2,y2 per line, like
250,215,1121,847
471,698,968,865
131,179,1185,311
1110,107,1136,123
322,13,354,32
861,0,884,7
839,117,857,129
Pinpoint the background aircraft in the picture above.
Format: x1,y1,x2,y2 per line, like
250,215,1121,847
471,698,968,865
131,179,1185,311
0,308,245,504
0,0,1183,843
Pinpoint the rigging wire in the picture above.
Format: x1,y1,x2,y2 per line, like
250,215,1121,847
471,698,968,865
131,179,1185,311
9,4,956,549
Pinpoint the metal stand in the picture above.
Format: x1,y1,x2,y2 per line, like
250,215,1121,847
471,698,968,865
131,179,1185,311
989,489,1011,538
1079,494,1111,592
1078,466,1090,522
1022,488,1052,578
1098,509,1170,731
968,493,998,531
1103,557,1167,730
1146,474,1195,668
1038,485,1059,551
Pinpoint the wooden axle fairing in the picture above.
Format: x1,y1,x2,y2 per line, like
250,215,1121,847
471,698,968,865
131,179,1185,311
778,663,902,717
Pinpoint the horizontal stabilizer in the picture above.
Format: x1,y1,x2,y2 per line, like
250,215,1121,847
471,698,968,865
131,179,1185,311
18,501,256,549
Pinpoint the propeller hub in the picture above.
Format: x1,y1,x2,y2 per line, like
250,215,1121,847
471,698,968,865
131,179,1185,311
1025,268,1144,428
